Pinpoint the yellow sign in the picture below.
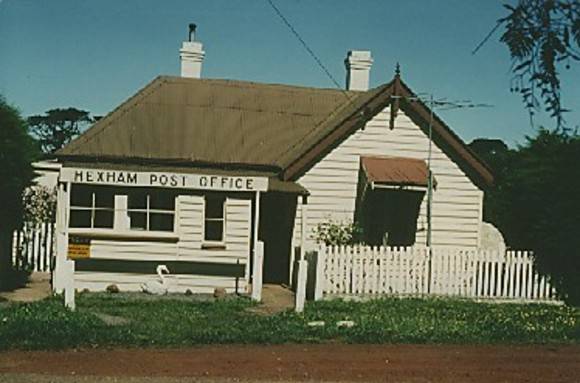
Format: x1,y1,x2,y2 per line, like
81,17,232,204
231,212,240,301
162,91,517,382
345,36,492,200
68,237,91,259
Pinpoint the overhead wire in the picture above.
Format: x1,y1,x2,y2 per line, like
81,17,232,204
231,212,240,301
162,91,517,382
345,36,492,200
265,0,354,103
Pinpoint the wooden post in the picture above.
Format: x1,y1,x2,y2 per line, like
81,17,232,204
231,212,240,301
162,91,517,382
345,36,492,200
295,259,308,313
64,260,75,311
251,241,264,301
253,191,261,250
251,191,262,301
54,182,72,294
300,197,308,260
314,244,326,301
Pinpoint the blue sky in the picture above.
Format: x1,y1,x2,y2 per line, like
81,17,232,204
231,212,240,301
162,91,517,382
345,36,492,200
1,0,578,146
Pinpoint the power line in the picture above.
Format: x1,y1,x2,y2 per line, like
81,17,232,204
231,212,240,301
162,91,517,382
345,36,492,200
265,0,352,101
472,21,502,55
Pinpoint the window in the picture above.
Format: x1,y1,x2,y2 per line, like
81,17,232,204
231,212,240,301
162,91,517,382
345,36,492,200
69,185,114,228
127,189,175,232
204,195,225,242
68,185,176,233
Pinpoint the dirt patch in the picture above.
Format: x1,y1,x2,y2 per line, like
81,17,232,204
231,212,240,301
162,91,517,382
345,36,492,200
0,272,50,302
247,284,295,315
1,344,579,382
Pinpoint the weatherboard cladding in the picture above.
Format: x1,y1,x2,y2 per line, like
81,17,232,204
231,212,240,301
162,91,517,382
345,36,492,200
292,105,485,249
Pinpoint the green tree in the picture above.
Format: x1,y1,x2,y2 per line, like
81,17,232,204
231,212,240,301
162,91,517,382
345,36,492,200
469,138,514,225
472,131,580,304
0,96,38,274
28,108,92,153
477,0,579,128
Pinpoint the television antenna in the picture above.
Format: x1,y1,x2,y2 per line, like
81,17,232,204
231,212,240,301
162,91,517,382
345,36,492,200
390,88,493,247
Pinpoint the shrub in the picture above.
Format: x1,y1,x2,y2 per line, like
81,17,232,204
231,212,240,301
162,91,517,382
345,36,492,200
22,185,57,226
313,220,364,246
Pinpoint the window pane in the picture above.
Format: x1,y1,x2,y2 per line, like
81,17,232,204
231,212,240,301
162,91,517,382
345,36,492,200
206,196,225,219
69,210,91,228
70,185,92,207
129,212,147,230
150,190,175,211
128,189,148,210
204,220,223,241
94,188,114,209
150,213,174,232
94,210,114,228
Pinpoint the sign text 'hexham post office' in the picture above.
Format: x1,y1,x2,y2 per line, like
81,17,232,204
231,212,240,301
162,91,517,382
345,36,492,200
60,168,268,192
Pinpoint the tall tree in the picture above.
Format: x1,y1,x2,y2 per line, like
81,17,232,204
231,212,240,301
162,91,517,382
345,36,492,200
0,96,38,274
28,108,92,153
468,138,513,226
471,131,580,304
476,0,580,128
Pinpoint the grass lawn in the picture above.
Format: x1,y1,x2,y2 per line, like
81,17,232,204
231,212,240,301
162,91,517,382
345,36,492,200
0,293,578,350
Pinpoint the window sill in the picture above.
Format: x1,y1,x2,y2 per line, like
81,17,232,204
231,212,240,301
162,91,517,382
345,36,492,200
201,242,227,250
68,228,179,243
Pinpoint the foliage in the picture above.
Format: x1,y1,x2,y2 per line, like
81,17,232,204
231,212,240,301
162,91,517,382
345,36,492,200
0,96,37,233
499,0,580,128
0,294,577,350
22,186,57,226
313,220,364,246
28,108,92,153
468,138,514,226
470,130,580,304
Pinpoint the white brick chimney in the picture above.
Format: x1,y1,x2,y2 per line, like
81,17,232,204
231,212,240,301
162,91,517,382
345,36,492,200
345,50,373,91
180,23,205,78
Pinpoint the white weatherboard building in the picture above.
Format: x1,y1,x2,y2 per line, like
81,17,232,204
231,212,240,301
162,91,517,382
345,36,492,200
51,30,494,297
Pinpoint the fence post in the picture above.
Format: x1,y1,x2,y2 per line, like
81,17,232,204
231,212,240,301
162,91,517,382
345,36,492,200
12,229,19,270
427,247,434,294
295,259,308,313
314,245,326,301
251,241,264,302
64,259,75,311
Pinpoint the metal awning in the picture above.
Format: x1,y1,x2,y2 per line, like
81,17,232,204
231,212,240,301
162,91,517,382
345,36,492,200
360,156,433,190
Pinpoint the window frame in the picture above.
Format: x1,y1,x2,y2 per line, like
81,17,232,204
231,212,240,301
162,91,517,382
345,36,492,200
203,195,226,245
68,185,177,234
69,186,115,229
127,193,176,233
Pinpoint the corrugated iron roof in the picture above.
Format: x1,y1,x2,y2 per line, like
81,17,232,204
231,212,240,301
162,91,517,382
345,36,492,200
58,76,366,170
361,156,430,188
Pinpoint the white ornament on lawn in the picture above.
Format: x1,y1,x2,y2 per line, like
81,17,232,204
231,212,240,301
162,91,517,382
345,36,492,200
141,265,170,295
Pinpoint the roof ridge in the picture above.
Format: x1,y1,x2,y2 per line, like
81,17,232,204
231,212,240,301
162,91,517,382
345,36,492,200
161,75,362,95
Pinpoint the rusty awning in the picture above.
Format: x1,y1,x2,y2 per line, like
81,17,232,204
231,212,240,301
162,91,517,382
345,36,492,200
360,156,433,189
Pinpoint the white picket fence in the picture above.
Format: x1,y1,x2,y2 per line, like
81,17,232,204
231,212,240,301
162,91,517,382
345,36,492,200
315,245,558,302
11,223,55,272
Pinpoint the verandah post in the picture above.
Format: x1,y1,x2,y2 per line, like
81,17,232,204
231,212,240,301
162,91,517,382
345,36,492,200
251,190,263,301
54,181,73,296
300,196,308,261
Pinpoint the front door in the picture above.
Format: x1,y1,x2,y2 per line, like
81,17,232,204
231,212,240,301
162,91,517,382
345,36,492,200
259,193,298,284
